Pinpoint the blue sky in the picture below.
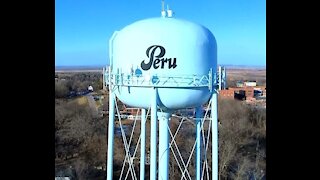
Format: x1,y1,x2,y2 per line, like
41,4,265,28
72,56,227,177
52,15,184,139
55,0,266,66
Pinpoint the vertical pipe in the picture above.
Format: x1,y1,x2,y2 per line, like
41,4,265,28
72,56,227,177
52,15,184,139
212,92,218,180
158,111,171,180
140,109,146,180
195,106,202,180
150,88,158,180
218,66,222,90
106,91,115,180
224,67,227,89
109,31,118,69
102,67,105,90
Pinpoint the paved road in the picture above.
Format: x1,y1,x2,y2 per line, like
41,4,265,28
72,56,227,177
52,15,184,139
86,93,99,118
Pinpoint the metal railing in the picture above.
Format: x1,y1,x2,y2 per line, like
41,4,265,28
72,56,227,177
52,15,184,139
105,68,217,92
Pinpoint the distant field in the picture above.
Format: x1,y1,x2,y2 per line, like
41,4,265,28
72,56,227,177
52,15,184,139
227,68,266,86
55,65,265,71
227,68,266,79
55,66,104,73
55,65,266,84
55,69,103,73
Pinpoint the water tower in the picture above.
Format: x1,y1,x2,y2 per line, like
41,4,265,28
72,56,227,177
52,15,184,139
105,2,219,180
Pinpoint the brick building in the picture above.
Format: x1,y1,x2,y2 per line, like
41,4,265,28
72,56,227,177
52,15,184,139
226,86,259,100
219,89,234,98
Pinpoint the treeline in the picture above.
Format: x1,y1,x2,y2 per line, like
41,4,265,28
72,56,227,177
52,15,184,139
227,78,266,87
55,72,103,98
55,98,107,180
218,98,266,179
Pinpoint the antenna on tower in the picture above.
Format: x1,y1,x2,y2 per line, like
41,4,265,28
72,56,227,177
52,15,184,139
161,0,167,17
167,4,173,17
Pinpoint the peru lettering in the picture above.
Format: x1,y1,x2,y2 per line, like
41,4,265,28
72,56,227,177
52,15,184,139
141,45,177,71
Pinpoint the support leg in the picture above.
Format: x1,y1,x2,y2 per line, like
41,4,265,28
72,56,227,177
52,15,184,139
212,93,218,180
150,88,158,180
140,109,146,180
106,92,115,180
158,112,171,180
195,106,202,180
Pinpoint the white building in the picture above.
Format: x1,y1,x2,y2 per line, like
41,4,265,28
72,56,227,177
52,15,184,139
55,177,70,180
244,81,257,87
88,85,93,92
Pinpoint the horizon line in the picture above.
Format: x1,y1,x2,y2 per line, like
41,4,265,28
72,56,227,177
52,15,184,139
55,64,266,68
